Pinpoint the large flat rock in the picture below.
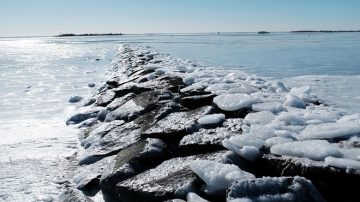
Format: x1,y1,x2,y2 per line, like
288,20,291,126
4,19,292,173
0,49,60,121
116,152,226,202
100,138,172,199
179,119,243,155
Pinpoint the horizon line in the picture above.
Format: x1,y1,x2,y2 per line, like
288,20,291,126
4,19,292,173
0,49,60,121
1,29,360,38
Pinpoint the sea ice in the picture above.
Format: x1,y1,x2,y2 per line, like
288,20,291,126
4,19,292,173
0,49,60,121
299,121,360,140
265,136,294,148
251,102,284,113
270,140,342,161
325,157,360,170
236,146,260,162
197,114,226,126
190,160,255,194
223,135,265,150
244,111,275,125
213,93,260,111
283,94,306,109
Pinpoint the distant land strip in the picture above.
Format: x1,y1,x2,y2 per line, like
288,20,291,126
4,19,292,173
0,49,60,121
57,33,123,37
291,30,360,33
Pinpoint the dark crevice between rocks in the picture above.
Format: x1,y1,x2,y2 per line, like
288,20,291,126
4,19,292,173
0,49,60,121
181,94,216,110
178,144,226,157
213,105,252,119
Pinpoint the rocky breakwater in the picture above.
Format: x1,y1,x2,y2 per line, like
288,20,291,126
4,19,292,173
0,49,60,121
61,45,360,202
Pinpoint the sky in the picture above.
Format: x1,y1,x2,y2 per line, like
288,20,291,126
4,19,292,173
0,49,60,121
0,0,359,37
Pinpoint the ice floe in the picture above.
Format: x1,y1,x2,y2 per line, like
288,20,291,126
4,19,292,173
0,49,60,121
270,140,342,161
190,160,255,194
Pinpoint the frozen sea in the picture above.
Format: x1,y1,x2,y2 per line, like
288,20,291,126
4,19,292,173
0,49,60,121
0,32,359,201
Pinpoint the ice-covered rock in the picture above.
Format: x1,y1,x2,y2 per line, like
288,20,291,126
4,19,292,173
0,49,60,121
100,138,171,199
95,90,116,106
270,140,341,161
186,192,208,202
66,106,105,125
190,160,255,194
226,176,325,202
142,106,210,141
105,90,162,122
79,121,142,165
116,152,225,201
59,187,94,202
69,95,83,103
73,156,114,192
179,118,243,151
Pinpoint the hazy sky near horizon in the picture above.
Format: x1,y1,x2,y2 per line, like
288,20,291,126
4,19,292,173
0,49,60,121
0,0,359,37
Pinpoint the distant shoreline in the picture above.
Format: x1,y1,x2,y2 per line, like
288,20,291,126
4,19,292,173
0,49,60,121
291,30,360,33
56,33,123,37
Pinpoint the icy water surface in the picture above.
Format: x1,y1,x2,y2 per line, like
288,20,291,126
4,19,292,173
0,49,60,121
0,37,116,201
0,33,359,201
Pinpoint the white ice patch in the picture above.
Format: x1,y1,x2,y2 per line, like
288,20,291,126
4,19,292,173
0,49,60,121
197,114,225,126
237,146,260,162
265,137,294,148
244,125,275,140
213,93,260,111
340,148,360,161
223,135,265,150
190,160,255,194
244,111,275,125
227,85,259,95
270,140,341,161
325,157,360,170
290,86,318,103
299,121,360,140
251,102,284,113
283,94,306,109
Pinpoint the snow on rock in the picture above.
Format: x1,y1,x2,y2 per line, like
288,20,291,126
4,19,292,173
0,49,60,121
190,160,255,194
186,192,208,202
213,93,261,111
197,113,226,126
226,177,325,202
325,157,360,170
270,140,342,161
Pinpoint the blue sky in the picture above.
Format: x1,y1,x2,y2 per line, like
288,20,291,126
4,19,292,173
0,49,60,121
0,0,359,36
